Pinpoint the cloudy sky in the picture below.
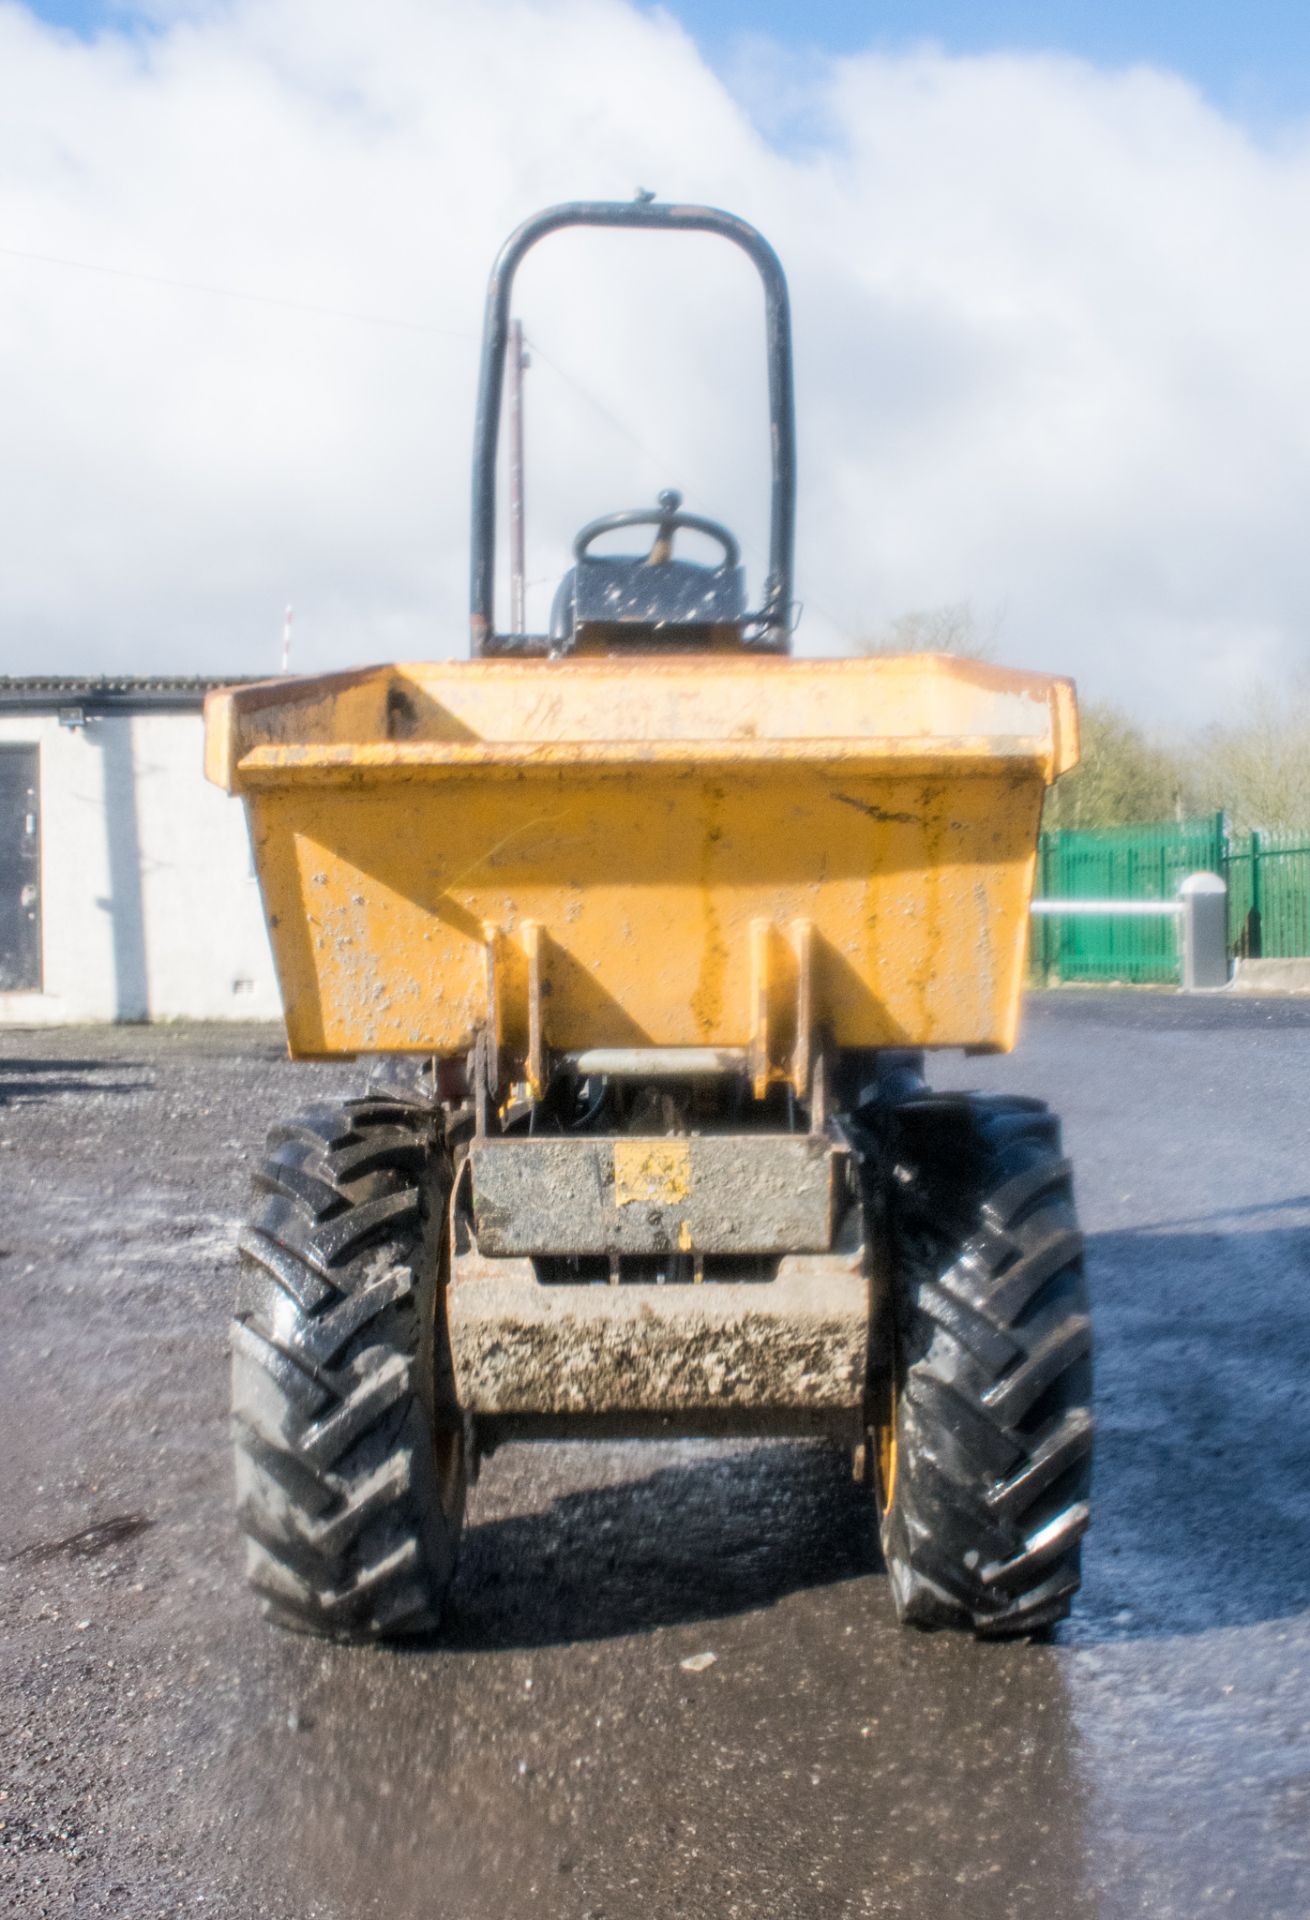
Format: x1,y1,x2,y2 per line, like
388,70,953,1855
2,1,1310,721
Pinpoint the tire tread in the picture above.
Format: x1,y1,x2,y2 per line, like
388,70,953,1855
230,1100,462,1642
875,1091,1093,1637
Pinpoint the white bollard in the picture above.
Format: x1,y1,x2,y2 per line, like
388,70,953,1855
1180,872,1229,991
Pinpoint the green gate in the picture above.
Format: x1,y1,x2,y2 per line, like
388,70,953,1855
1032,815,1310,984
1032,815,1226,984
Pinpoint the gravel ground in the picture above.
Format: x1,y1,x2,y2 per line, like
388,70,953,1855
2,993,1309,1918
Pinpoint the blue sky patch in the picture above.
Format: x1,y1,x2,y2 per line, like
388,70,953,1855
17,2,1310,123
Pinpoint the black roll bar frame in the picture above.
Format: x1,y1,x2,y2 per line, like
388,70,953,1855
469,199,796,656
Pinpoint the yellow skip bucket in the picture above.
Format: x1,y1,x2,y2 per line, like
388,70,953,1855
205,652,1077,1075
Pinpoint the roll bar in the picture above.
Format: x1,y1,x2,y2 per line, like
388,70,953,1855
469,199,796,655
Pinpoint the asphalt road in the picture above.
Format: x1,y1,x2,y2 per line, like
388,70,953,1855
3,993,1309,1918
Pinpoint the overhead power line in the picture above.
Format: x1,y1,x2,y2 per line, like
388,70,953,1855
0,241,472,337
1,240,853,642
526,335,675,481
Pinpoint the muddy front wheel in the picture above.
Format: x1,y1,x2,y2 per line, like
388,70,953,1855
876,1093,1093,1638
230,1098,465,1641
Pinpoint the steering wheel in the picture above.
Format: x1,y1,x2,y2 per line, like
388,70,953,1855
573,489,740,569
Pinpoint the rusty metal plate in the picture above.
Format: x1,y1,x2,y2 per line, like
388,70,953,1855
469,1133,837,1255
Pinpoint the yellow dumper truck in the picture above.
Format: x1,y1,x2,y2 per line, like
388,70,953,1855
205,201,1091,1642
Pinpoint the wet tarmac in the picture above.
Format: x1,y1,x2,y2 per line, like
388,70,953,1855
2,994,1309,1917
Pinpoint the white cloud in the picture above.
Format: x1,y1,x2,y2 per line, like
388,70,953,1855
1,0,1309,722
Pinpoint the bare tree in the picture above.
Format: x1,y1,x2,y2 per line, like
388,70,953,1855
1043,702,1187,831
854,601,998,661
1190,682,1310,832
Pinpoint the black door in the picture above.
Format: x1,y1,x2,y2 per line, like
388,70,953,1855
0,746,41,991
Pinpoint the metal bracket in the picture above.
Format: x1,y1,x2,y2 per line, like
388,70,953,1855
748,916,816,1101
523,919,545,1096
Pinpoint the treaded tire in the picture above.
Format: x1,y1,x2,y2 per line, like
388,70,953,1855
876,1093,1093,1638
230,1097,465,1641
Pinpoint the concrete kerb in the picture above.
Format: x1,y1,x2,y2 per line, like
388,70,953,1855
1230,958,1310,994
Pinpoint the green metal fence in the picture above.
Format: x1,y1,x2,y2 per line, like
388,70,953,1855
1224,829,1310,959
1032,815,1226,984
1033,816,1310,982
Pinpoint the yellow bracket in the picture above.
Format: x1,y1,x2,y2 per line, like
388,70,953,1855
749,915,815,1101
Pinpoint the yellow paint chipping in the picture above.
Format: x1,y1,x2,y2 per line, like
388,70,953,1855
613,1140,693,1209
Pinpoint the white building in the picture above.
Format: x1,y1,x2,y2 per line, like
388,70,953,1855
0,677,282,1024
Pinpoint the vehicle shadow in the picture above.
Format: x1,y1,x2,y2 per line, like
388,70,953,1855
436,1211,1310,1653
441,1440,879,1652
0,1058,150,1105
